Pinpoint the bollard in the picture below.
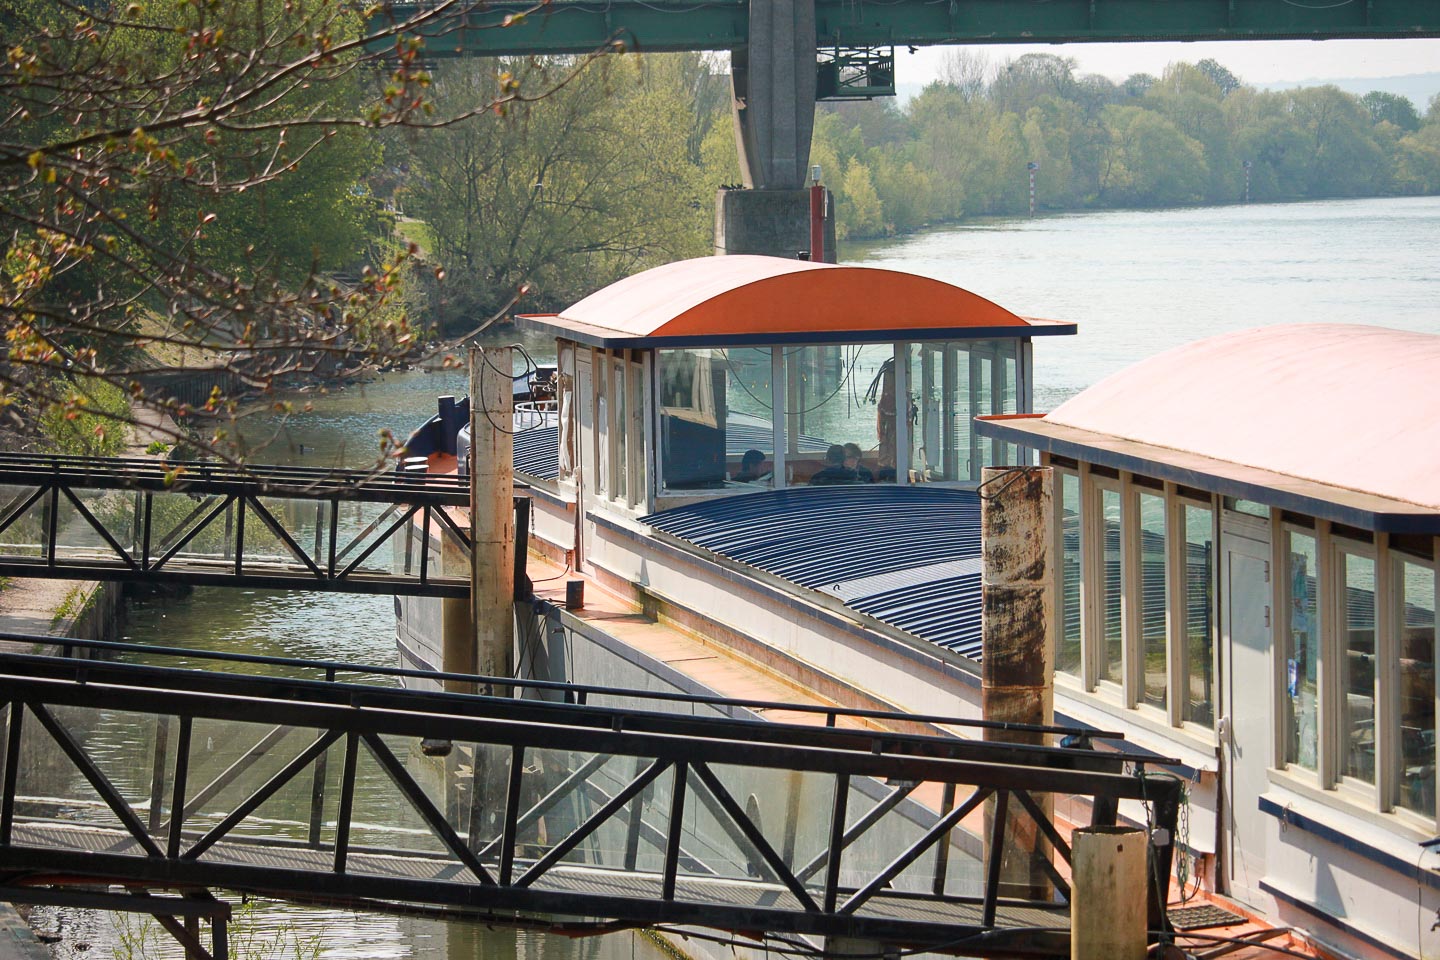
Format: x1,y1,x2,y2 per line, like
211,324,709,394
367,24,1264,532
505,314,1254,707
1071,826,1147,960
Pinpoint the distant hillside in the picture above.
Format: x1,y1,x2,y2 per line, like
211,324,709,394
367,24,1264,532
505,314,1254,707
896,73,1440,110
1257,72,1440,109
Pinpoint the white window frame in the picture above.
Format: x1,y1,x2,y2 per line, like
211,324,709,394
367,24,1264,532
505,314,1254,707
1050,462,1084,688
1389,543,1438,830
1130,480,1170,718
1172,493,1220,736
1276,520,1325,789
1330,534,1381,805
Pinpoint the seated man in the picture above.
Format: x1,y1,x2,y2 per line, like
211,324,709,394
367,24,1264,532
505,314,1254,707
843,443,874,483
810,444,858,485
734,449,769,482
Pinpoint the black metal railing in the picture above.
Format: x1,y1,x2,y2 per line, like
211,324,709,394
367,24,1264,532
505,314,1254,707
0,644,1182,956
0,453,483,596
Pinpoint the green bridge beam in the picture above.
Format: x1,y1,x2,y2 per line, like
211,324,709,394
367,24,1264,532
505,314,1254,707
372,0,1440,58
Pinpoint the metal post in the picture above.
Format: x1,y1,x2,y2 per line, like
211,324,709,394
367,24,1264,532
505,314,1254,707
980,466,1054,900
1071,827,1147,960
1027,161,1039,216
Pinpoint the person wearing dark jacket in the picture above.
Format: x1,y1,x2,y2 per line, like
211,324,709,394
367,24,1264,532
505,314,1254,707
810,444,857,485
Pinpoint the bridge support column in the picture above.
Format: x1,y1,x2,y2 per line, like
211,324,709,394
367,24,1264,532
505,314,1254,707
717,0,835,261
980,466,1055,900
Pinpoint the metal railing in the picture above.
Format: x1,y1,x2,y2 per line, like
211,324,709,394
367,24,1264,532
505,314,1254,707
0,453,480,596
0,642,1182,956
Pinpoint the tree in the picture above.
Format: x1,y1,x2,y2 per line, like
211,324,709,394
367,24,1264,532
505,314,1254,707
1287,86,1385,197
990,54,1078,115
1,0,601,463
1099,105,1208,206
1196,59,1241,98
1361,91,1421,132
399,56,711,329
838,159,884,238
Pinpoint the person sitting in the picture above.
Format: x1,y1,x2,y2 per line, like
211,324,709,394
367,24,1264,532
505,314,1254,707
843,443,874,483
734,449,769,482
810,444,858,485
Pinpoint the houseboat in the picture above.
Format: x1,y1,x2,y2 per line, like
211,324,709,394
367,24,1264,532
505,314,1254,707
395,257,1435,958
396,254,1073,701
976,323,1440,960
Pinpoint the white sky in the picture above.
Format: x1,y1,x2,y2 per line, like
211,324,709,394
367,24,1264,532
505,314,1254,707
898,38,1440,87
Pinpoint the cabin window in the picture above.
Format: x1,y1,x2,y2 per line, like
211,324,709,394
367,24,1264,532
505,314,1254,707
1065,470,1221,732
1283,529,1321,773
611,357,627,504
786,345,893,486
907,342,973,482
1396,553,1436,820
1337,546,1378,788
627,357,645,506
1056,469,1082,678
1138,491,1169,711
657,347,776,491
657,349,726,490
596,355,611,498
725,347,776,488
1181,502,1216,728
1096,483,1125,689
557,343,575,482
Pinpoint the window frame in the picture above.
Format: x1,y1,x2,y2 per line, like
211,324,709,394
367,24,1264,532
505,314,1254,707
1330,534,1381,805
1050,454,1221,743
1389,545,1438,829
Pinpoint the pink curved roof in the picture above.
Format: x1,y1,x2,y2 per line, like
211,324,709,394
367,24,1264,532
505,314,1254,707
1046,324,1440,510
546,255,1036,338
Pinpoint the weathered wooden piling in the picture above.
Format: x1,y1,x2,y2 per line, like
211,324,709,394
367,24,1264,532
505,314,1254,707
980,465,1054,900
1071,826,1147,960
457,344,515,695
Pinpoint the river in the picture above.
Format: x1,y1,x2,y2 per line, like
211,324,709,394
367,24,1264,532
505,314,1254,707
26,195,1440,958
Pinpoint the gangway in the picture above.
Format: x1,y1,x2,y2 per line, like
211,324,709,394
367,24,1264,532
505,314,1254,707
0,452,482,597
0,636,1182,958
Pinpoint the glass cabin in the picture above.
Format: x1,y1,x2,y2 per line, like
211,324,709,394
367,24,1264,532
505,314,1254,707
516,256,1074,512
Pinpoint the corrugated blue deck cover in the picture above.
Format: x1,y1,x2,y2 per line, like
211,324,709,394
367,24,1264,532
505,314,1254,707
513,426,560,480
642,487,985,659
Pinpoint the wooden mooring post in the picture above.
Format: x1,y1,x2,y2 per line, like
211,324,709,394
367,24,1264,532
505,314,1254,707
980,465,1054,900
458,344,515,694
1071,826,1147,960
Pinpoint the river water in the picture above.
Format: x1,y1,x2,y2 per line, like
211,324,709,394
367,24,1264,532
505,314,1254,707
27,196,1440,958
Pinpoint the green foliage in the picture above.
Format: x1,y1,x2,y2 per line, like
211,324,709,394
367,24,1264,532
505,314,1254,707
807,55,1437,244
38,377,130,456
116,901,321,960
396,54,713,329
1,0,468,462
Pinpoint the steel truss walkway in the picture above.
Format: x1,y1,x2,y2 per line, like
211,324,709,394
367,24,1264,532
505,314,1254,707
0,638,1182,958
0,453,481,597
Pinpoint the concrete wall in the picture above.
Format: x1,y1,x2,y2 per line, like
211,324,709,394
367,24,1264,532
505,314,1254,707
714,188,836,261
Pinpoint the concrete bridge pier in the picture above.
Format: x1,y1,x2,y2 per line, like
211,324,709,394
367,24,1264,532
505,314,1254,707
715,0,835,261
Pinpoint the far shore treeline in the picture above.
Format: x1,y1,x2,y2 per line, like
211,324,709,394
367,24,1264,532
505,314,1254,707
397,52,1440,328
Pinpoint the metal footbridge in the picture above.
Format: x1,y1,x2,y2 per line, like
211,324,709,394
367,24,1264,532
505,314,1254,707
0,637,1182,958
0,453,476,597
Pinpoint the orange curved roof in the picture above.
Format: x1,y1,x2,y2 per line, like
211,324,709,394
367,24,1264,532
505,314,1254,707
517,255,1070,345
